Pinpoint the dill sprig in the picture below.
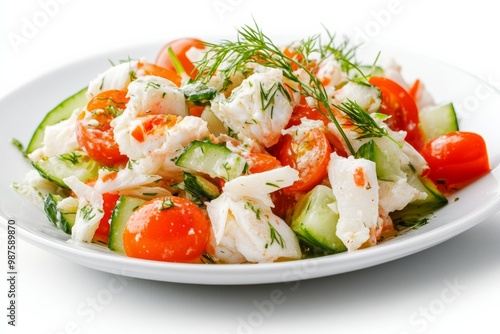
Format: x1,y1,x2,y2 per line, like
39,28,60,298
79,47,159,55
335,99,400,147
193,22,357,155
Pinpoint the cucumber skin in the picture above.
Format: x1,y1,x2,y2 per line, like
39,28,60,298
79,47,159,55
32,152,101,189
44,194,76,234
26,87,88,154
290,185,347,254
419,103,459,143
176,140,248,181
108,196,146,254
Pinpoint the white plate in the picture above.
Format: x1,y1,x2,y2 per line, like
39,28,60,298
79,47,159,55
1,43,500,285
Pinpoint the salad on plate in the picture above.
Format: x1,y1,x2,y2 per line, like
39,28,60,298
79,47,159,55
11,23,490,265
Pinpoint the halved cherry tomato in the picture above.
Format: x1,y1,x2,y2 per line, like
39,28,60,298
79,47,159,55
245,152,282,174
283,105,348,158
275,128,332,194
137,61,181,87
92,192,120,245
369,76,424,150
420,131,490,190
123,196,210,263
155,38,205,79
286,105,330,128
76,90,129,166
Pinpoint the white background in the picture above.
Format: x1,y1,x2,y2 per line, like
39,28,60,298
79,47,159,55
1,0,500,333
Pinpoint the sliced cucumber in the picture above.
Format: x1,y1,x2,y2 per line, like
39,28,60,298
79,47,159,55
33,151,101,189
44,194,76,234
108,196,146,254
179,172,220,205
355,140,402,182
26,87,87,154
290,185,347,254
391,174,448,224
175,140,248,181
419,103,459,142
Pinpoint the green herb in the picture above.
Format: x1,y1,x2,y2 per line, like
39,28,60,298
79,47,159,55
168,46,186,75
145,81,161,90
394,217,429,231
268,222,285,249
182,82,217,104
335,99,400,147
245,201,261,220
193,22,360,154
58,152,82,165
159,197,176,210
80,205,101,221
106,105,121,117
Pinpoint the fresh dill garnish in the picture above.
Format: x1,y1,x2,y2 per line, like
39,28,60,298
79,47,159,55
80,205,101,221
193,22,359,154
58,152,82,165
335,99,400,147
159,197,176,210
268,222,285,249
395,217,429,231
245,201,261,220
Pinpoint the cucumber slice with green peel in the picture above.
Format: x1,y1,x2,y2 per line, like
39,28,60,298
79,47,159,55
355,140,403,182
32,151,101,189
108,196,147,254
390,174,448,225
26,87,88,154
290,185,347,254
175,140,248,181
419,103,459,142
179,172,220,205
44,194,76,234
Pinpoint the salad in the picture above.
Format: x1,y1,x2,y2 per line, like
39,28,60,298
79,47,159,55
12,23,490,264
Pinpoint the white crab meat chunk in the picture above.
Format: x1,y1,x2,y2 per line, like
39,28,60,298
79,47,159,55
126,75,187,118
206,166,301,263
379,179,427,214
87,60,139,99
210,66,293,148
63,176,104,243
315,55,348,89
112,114,210,176
334,81,381,113
328,153,380,251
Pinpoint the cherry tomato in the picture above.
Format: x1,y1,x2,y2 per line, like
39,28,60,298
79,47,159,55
137,61,181,87
369,76,424,150
245,152,282,174
92,192,120,245
286,105,330,128
275,128,332,194
155,38,205,79
123,196,210,263
76,90,129,166
420,131,490,190
282,105,348,158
